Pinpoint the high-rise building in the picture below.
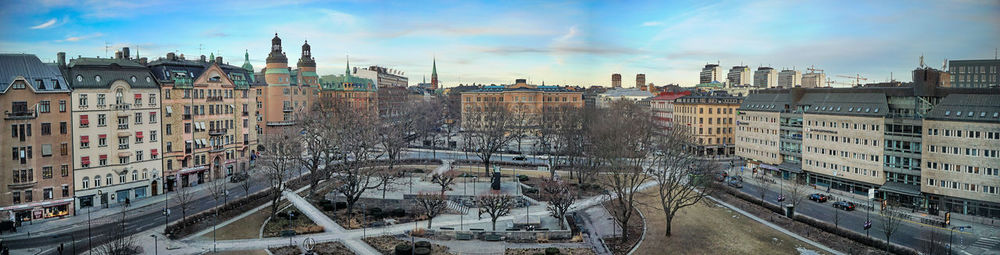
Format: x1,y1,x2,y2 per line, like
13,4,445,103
753,67,777,88
802,72,826,88
727,66,751,87
636,74,645,88
611,73,622,88
777,69,801,88
1,54,76,222
63,49,163,211
947,59,998,88
735,67,1000,217
700,64,723,84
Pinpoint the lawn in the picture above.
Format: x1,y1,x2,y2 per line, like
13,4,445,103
634,189,830,255
263,206,325,237
199,208,272,240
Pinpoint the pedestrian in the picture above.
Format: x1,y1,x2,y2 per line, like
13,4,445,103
125,198,131,208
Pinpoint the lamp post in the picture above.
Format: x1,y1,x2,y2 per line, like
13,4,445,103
150,235,158,255
87,206,92,255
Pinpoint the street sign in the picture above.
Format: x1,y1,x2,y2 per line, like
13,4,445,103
868,189,875,200
864,220,872,230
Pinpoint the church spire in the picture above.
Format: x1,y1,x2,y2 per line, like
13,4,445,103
345,55,351,77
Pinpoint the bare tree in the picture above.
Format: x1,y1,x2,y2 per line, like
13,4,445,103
329,106,383,217
463,102,523,177
880,201,906,254
648,127,716,236
375,101,416,199
552,105,591,184
414,192,449,229
259,129,302,219
208,179,229,208
785,178,808,209
920,229,947,255
752,173,771,204
431,171,458,195
173,186,195,222
239,168,256,199
95,208,140,255
590,101,654,241
541,180,576,230
300,105,335,197
476,193,515,231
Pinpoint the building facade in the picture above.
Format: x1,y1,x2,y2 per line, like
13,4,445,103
319,60,377,111
611,73,621,88
674,91,741,156
147,53,259,192
595,88,653,109
1,54,75,222
650,91,692,133
778,69,801,88
735,69,1000,217
261,34,316,134
802,72,826,88
64,51,163,211
700,64,723,84
460,79,583,130
635,74,645,88
753,67,778,88
727,66,751,87
947,59,999,88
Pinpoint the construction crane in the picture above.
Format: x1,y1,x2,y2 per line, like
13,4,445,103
807,65,824,73
836,74,868,86
825,78,855,88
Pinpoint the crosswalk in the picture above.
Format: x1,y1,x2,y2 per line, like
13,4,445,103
971,237,1000,250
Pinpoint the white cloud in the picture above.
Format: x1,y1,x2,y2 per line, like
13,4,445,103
56,33,103,42
30,18,57,29
555,25,578,43
319,9,357,26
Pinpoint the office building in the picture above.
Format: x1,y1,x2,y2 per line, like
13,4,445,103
700,64,723,84
753,67,778,88
778,69,801,88
948,59,999,88
727,66,751,87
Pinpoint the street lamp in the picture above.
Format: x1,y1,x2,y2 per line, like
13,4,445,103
150,234,158,255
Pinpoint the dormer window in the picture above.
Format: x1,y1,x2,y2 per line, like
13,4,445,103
95,75,101,82
130,76,137,83
76,75,83,82
115,88,124,104
945,110,951,116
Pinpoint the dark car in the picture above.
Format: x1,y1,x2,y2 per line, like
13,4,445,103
512,155,526,161
229,172,249,183
727,179,743,188
809,193,829,202
832,201,856,211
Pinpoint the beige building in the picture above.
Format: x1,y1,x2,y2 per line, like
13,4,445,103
0,54,75,222
64,53,163,211
261,34,319,134
801,102,887,190
460,79,583,131
920,94,1000,217
673,91,742,156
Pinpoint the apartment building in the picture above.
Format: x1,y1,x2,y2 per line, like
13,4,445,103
778,69,801,88
735,67,1000,217
319,60,378,111
0,54,75,222
920,94,1000,217
64,51,162,211
650,91,692,132
673,91,742,156
147,53,260,191
753,67,778,88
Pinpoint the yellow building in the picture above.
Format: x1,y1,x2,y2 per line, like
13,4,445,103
673,91,742,156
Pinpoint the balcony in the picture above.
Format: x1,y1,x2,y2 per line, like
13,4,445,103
112,104,131,111
266,121,297,126
206,96,223,102
282,107,294,113
7,181,36,189
183,114,192,120
209,128,227,136
4,110,36,120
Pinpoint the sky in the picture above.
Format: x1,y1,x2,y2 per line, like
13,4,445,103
1,0,998,87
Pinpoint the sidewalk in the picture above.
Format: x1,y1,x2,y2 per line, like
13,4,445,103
0,177,219,240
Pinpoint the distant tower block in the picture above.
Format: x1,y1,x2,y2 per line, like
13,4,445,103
636,73,646,88
612,73,622,88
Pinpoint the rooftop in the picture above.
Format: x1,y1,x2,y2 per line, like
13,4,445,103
0,54,70,93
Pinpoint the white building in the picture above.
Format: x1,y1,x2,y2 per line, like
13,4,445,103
727,66,751,87
753,67,778,88
65,55,163,211
596,88,654,108
700,64,723,84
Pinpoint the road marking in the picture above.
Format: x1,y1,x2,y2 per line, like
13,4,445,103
971,237,999,249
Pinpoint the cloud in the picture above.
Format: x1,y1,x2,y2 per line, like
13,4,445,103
319,9,357,25
30,18,57,29
641,21,663,27
55,33,103,42
555,25,578,43
478,45,643,56
200,30,229,38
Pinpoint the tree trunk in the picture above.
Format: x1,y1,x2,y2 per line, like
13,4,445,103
492,219,497,231
484,160,490,177
664,216,673,236
427,217,433,229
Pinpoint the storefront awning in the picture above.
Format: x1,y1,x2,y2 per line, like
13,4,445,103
879,181,922,197
177,166,208,175
760,164,779,171
778,162,804,173
0,198,73,211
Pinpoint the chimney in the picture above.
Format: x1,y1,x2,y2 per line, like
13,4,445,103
200,55,207,62
57,52,66,67
122,47,130,59
167,52,175,60
215,56,223,63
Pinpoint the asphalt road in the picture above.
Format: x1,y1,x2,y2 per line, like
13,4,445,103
735,178,982,253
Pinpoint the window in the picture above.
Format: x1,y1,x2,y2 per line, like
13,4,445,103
119,137,129,150
119,174,126,183
62,185,69,197
135,112,142,124
149,94,156,105
150,131,157,142
149,112,157,123
132,170,138,181
136,150,143,161
115,89,124,104
59,100,66,112
98,135,107,147
118,116,128,130
61,165,68,177
166,124,172,135
80,135,89,148
41,123,51,135
79,94,88,107
42,166,52,179
39,100,50,113
97,94,106,106
24,190,32,202
106,174,112,186
60,122,67,134
98,114,106,127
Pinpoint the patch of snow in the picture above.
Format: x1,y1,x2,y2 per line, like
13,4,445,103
796,247,822,255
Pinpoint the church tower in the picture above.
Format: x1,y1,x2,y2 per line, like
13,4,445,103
297,40,318,86
430,57,438,90
265,33,289,86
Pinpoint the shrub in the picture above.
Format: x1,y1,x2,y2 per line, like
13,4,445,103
390,208,407,217
335,202,347,210
545,247,560,255
517,175,529,182
523,187,538,194
367,207,384,218
322,204,335,212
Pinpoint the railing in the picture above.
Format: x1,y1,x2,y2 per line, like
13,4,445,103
7,181,37,189
4,110,36,120
112,104,131,111
282,107,294,113
209,129,227,136
206,96,223,102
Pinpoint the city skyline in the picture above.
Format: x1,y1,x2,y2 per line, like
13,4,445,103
1,0,998,87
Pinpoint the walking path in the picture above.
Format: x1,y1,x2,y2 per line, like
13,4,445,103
282,190,383,254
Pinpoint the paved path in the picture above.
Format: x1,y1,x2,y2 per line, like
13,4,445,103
283,190,385,254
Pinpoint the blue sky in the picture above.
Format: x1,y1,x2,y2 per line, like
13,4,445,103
1,0,997,87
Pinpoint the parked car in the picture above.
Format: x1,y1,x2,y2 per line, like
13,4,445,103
832,201,856,211
713,173,726,182
727,179,743,188
229,172,249,183
512,155,526,161
809,193,829,202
